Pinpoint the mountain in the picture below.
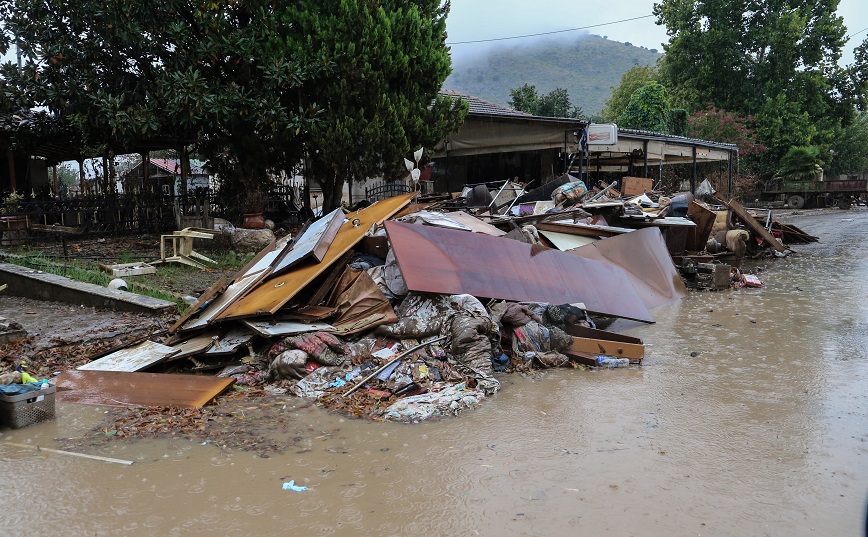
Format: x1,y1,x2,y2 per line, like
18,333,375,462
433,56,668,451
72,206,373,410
444,34,662,117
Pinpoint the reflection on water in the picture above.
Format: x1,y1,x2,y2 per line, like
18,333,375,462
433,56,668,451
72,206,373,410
1,212,866,537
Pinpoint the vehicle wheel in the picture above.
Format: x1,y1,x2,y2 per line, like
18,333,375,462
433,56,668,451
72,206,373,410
787,194,805,209
837,197,851,210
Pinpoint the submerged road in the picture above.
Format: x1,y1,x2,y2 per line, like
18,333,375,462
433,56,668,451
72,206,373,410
0,207,866,536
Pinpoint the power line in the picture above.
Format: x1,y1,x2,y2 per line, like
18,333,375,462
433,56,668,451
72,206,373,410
846,26,868,39
447,14,656,45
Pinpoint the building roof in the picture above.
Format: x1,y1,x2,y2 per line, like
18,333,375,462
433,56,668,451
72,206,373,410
617,127,738,152
148,158,208,176
440,89,534,119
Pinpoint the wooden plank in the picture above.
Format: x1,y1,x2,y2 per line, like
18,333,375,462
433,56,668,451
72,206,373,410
306,250,354,307
77,340,179,372
621,176,653,196
271,208,345,275
242,320,335,337
203,326,255,356
181,269,268,331
98,261,157,277
714,194,786,252
563,324,644,360
166,332,218,360
169,276,226,334
537,221,633,238
686,201,717,252
217,193,415,320
56,370,235,408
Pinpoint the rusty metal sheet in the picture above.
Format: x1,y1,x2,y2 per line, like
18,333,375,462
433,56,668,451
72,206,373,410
56,370,234,408
78,340,179,372
271,208,344,276
566,227,687,310
217,193,415,320
384,220,655,323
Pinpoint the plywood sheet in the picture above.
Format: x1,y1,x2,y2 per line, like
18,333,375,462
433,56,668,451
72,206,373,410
242,320,335,338
567,227,688,310
217,193,415,320
204,326,255,356
78,340,179,372
56,370,234,408
182,269,268,331
686,201,717,252
539,230,598,250
271,208,345,276
444,211,507,236
167,332,217,360
385,220,655,323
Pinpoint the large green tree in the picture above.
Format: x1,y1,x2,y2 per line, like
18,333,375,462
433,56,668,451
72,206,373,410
601,64,659,122
290,0,467,212
0,0,326,203
508,84,585,118
652,0,856,173
618,82,669,132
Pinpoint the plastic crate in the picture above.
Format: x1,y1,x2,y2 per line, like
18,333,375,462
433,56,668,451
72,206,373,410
0,385,56,429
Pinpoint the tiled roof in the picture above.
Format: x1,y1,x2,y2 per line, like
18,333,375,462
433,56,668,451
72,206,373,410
618,127,739,151
440,90,534,118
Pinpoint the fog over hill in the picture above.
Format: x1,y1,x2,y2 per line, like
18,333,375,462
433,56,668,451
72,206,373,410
444,33,662,117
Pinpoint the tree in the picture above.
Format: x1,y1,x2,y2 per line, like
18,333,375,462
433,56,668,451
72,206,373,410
776,145,824,182
0,0,320,205
687,105,765,156
653,0,854,173
290,0,467,212
827,113,868,176
618,82,668,132
601,64,659,122
508,84,584,118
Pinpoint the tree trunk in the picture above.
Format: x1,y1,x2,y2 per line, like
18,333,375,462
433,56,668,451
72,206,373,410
320,176,345,213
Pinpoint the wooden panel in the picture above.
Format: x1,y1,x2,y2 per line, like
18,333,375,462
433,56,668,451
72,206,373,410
217,193,415,320
715,194,786,253
444,211,507,236
169,276,226,334
563,324,645,360
271,208,345,275
77,340,179,372
56,370,235,408
203,326,255,356
686,201,717,252
243,320,335,337
181,269,268,331
539,230,598,250
167,332,218,360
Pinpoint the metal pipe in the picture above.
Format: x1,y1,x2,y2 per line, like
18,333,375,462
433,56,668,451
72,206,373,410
343,336,446,397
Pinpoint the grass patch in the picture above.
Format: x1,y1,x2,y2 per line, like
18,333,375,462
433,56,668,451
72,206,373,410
2,253,187,312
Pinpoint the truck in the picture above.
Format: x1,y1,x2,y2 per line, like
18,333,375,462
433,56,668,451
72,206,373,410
760,175,868,209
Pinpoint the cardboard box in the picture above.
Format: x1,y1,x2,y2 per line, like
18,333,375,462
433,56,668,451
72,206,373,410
563,323,645,361
622,176,653,197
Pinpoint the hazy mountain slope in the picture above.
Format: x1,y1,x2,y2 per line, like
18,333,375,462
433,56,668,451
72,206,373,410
445,34,662,116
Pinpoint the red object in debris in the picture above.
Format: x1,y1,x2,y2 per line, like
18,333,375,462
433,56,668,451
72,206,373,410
366,389,393,400
305,362,321,373
741,274,763,287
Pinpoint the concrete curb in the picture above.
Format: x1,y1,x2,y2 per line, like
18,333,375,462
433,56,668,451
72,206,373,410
0,262,177,314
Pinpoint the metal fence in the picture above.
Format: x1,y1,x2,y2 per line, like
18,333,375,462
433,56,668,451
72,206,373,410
365,180,413,202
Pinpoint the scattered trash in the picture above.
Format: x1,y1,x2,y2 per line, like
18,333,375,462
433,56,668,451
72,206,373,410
282,480,307,492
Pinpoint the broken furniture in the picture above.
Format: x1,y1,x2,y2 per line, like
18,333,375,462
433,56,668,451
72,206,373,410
28,223,82,258
156,227,220,269
98,261,157,277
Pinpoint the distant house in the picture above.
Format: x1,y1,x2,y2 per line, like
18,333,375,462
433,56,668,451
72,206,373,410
120,158,211,196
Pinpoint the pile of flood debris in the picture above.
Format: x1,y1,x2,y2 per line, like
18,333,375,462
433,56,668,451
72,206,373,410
32,176,816,423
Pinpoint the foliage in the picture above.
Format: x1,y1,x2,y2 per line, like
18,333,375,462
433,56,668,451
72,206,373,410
445,34,661,116
618,82,669,132
775,145,824,182
293,0,467,212
601,64,659,122
667,108,688,136
827,113,868,176
653,0,861,177
507,84,585,118
0,0,327,203
687,105,765,156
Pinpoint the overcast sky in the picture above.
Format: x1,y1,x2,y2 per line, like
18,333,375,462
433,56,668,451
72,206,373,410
446,0,868,67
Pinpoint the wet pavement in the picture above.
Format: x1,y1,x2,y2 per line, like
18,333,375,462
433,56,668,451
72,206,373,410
1,208,866,536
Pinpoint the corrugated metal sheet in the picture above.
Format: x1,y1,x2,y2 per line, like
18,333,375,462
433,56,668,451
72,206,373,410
566,227,688,310
384,220,655,323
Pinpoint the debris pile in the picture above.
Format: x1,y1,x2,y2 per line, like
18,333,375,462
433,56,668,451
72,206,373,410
4,175,819,428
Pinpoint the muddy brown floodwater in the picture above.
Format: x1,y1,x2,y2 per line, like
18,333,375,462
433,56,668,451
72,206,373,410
1,209,866,537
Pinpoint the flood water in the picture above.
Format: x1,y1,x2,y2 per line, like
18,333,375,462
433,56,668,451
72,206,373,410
1,209,866,536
